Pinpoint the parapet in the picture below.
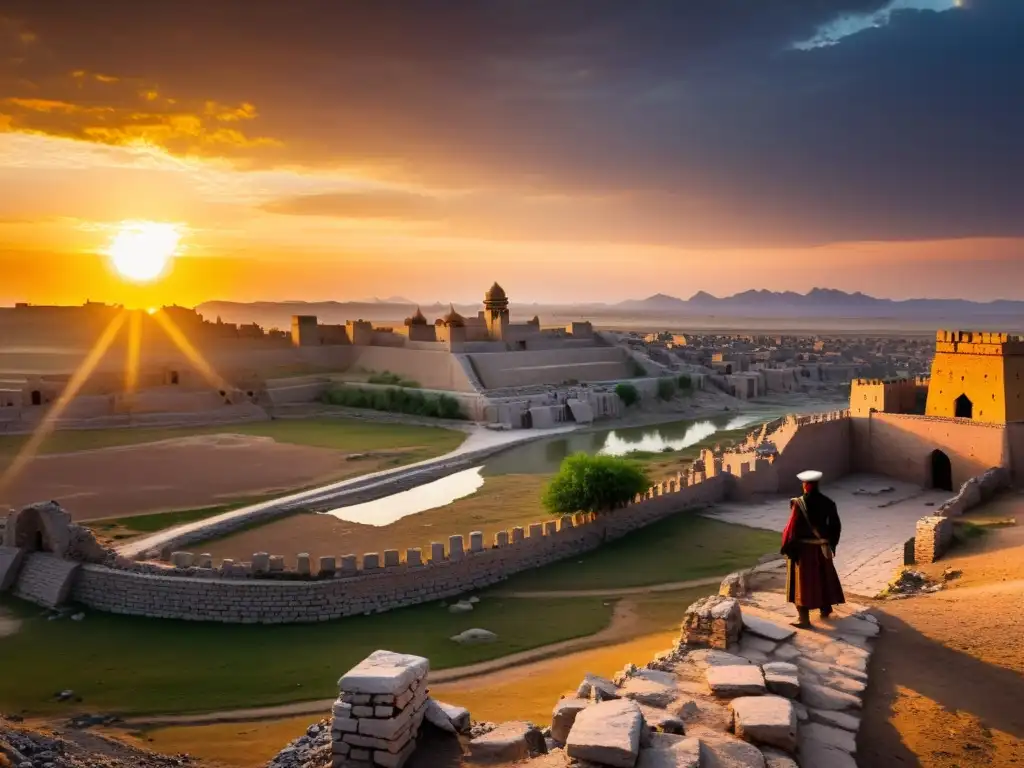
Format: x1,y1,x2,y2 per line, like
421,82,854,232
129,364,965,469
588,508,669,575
934,329,1024,355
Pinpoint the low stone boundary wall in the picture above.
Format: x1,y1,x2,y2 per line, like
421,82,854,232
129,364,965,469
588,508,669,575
914,516,954,565
72,476,728,622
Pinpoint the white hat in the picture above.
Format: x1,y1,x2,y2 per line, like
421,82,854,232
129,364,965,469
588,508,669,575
797,470,823,483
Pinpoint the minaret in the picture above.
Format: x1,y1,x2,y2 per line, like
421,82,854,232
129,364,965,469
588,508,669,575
483,282,510,339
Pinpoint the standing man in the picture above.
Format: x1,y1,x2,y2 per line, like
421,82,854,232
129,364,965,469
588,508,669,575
781,470,845,628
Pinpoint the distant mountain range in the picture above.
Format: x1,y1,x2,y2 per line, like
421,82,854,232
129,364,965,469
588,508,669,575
197,288,1024,329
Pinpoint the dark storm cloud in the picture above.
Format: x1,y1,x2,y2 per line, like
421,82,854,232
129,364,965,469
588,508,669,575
1,0,1022,246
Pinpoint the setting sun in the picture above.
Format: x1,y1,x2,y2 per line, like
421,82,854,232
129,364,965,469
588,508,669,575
105,221,181,283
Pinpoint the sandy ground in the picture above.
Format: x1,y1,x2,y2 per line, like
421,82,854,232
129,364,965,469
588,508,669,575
0,435,392,521
859,497,1024,768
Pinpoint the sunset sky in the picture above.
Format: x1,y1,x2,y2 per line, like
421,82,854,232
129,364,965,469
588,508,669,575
1,0,1022,306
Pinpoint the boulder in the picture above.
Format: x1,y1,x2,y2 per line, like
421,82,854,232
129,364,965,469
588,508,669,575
636,733,701,768
450,628,498,645
729,696,798,753
706,666,766,698
741,615,796,643
566,699,644,768
697,732,767,767
425,699,471,734
719,571,748,598
761,663,800,700
577,673,620,701
551,698,590,743
620,676,677,709
681,596,742,650
468,721,546,762
759,747,799,768
337,650,429,695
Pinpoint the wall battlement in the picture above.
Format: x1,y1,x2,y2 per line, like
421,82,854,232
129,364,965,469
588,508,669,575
934,329,1024,355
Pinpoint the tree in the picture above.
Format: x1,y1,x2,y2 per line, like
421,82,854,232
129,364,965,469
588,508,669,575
542,453,651,517
615,382,640,406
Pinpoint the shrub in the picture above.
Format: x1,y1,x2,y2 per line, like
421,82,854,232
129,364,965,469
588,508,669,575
615,382,640,407
320,387,465,419
677,374,692,390
367,370,420,388
657,377,677,401
542,453,650,516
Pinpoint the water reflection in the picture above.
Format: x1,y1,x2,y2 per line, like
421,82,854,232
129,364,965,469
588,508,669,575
598,415,763,456
324,466,485,526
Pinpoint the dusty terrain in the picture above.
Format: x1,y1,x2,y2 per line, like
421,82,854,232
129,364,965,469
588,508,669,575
859,497,1024,768
0,435,400,521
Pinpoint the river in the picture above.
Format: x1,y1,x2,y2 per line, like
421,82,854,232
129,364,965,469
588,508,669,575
323,403,829,526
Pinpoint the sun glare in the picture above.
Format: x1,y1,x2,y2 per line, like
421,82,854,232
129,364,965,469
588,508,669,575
105,221,181,283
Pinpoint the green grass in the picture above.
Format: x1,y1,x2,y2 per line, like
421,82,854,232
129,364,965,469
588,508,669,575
90,502,262,535
0,594,611,717
0,418,465,458
500,514,779,592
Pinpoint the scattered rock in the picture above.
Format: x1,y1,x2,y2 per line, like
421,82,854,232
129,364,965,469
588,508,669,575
706,666,766,698
468,721,546,762
730,696,797,753
761,663,800,699
424,699,471,734
448,601,474,614
577,674,620,702
565,699,644,768
70,613,85,622
620,676,677,709
943,568,962,581
719,572,748,598
450,628,498,644
636,733,701,768
686,650,752,671
551,698,590,743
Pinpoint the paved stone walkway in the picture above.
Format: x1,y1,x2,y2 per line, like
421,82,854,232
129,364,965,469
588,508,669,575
703,474,952,597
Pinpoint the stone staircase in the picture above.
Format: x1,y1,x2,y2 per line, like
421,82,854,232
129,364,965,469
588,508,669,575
11,552,81,608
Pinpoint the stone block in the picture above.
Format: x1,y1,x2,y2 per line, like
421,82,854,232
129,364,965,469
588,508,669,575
800,683,861,711
529,523,544,538
511,526,525,543
807,709,860,733
761,747,798,768
742,614,796,642
543,521,558,536
449,535,464,560
269,555,285,572
719,571,748,598
469,532,484,552
697,732,768,768
495,531,509,548
171,551,193,568
730,696,798,753
319,556,337,575
762,662,800,700
469,721,545,762
362,553,381,570
681,595,742,650
430,542,445,563
405,548,422,567
558,515,574,531
801,722,856,754
551,698,590,742
619,676,676,709
565,699,643,768
297,553,311,575
339,650,430,696
577,674,619,701
196,554,213,569
340,555,358,574
383,550,400,568
706,665,766,697
372,740,416,768
636,733,700,768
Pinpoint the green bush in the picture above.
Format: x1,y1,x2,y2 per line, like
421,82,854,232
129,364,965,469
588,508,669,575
615,382,640,407
367,371,420,388
543,453,650,516
321,387,466,420
657,377,677,401
677,374,692,390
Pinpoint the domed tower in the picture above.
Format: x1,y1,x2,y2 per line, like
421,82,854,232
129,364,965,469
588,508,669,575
441,304,466,327
403,306,428,326
483,281,510,339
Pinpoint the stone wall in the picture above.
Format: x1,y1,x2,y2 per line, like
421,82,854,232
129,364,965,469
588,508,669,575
914,516,954,564
468,347,632,389
71,476,728,623
851,413,1007,488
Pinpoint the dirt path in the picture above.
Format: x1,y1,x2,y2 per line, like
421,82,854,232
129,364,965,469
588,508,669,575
119,599,645,729
491,575,723,598
858,505,1024,768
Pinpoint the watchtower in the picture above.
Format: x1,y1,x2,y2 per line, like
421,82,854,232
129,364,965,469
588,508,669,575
483,282,510,340
925,330,1024,424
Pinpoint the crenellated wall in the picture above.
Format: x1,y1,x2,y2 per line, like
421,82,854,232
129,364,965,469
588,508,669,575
71,475,729,623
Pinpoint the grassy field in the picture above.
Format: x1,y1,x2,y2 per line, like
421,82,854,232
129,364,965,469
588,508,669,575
0,418,465,458
500,513,779,592
0,593,610,717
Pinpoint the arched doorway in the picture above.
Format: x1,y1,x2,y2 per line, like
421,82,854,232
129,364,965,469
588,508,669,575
930,449,953,491
954,393,973,419
30,390,42,406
